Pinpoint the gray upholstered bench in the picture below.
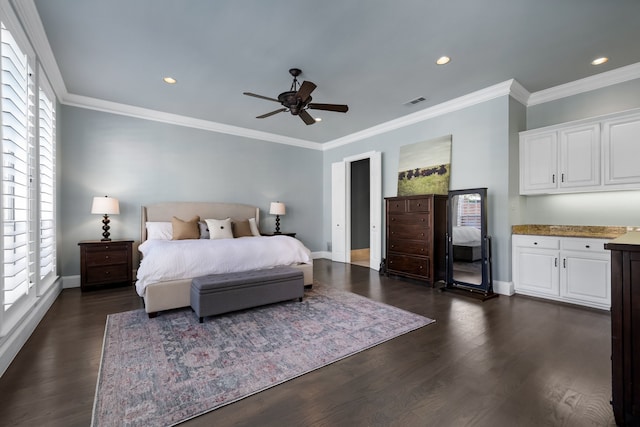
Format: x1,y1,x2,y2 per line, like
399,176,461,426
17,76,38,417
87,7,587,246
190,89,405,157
190,266,304,323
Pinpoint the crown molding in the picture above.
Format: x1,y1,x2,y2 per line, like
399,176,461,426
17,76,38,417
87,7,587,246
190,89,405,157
323,80,516,150
63,93,321,150
528,62,640,106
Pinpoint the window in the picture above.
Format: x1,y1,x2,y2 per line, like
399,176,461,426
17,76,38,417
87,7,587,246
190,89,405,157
0,19,56,336
456,193,481,228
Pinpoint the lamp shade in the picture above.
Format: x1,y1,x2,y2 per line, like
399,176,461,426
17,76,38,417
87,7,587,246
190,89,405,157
91,196,120,215
269,202,285,215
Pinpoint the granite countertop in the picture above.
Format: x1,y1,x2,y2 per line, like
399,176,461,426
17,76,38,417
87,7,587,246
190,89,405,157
512,224,640,239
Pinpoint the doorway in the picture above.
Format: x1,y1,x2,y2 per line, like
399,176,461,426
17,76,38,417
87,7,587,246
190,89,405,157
331,151,381,270
350,159,370,268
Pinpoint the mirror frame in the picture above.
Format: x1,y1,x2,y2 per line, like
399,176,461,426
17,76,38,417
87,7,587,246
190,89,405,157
444,187,494,296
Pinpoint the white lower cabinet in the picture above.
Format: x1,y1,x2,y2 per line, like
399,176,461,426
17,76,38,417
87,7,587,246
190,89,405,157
513,235,610,310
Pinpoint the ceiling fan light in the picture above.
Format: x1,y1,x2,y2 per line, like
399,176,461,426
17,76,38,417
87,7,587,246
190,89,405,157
591,57,608,65
436,56,451,65
163,76,177,84
315,117,322,122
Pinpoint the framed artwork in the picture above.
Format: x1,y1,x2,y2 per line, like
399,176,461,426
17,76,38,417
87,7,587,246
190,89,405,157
397,135,452,196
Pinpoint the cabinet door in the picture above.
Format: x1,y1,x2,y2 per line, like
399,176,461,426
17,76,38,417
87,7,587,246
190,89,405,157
603,115,640,185
561,251,610,309
520,132,558,194
514,247,559,297
559,124,600,189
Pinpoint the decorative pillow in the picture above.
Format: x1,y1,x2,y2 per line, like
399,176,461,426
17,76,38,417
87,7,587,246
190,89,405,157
248,217,261,236
198,221,210,239
146,221,172,240
232,220,253,238
205,218,234,240
171,216,200,240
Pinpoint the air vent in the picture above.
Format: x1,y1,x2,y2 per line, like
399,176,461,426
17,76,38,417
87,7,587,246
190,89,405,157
404,96,427,106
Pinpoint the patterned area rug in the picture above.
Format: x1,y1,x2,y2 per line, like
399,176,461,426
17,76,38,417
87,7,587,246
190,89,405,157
92,283,435,426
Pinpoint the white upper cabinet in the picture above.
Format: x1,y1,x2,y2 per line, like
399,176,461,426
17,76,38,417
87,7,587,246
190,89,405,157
520,108,640,195
603,114,640,186
520,132,558,192
559,124,600,189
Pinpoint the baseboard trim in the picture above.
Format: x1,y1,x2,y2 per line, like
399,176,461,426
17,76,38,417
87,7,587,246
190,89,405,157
63,275,80,289
493,280,514,296
0,279,62,377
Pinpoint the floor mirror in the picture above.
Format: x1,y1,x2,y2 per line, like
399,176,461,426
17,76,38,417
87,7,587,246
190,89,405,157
442,187,497,299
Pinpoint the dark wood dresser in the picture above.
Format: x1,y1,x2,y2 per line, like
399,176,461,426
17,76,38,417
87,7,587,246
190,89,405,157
78,240,134,291
385,195,447,286
605,232,640,426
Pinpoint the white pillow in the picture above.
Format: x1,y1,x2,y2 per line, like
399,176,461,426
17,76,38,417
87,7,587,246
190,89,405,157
249,217,261,236
198,221,210,239
205,218,234,240
146,221,172,240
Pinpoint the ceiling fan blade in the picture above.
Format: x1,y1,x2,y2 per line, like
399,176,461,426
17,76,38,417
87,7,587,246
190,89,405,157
256,108,287,119
243,92,280,103
296,81,317,102
299,109,316,125
308,103,349,113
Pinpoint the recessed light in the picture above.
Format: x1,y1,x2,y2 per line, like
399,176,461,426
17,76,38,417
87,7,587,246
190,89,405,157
591,57,608,65
163,76,177,84
436,56,451,65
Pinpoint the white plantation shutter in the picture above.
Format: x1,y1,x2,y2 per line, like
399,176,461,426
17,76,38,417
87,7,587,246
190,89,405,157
0,15,56,336
1,22,34,311
38,77,55,286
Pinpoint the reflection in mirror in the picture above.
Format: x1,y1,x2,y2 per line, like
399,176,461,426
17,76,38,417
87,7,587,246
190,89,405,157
444,187,496,299
451,193,483,285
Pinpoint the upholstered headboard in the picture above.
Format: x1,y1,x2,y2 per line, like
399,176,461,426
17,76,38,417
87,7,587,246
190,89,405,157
140,202,260,242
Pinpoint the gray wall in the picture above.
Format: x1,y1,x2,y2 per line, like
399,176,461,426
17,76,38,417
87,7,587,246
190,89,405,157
59,106,323,276
323,96,514,283
522,78,640,227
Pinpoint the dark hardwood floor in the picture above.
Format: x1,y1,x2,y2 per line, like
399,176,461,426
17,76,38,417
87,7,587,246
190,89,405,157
0,259,615,426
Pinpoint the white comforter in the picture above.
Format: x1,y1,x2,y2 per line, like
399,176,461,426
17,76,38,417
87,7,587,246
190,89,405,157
135,236,312,296
452,226,481,245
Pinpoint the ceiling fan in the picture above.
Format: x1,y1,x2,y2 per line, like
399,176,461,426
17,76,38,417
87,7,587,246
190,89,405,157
243,68,349,125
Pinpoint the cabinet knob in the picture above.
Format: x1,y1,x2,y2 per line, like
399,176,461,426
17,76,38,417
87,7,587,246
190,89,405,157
105,255,109,259
534,242,538,245
585,245,590,248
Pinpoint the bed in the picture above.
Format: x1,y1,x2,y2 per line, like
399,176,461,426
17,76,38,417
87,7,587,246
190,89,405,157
136,202,313,317
452,225,482,262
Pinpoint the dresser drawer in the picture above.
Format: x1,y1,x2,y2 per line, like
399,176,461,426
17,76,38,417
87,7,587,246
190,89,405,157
407,198,431,212
388,212,430,226
388,239,431,256
387,199,407,213
389,226,429,240
85,248,129,266
387,254,430,278
85,264,130,285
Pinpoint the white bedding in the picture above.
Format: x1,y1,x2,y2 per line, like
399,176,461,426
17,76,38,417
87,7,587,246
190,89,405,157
135,236,312,296
452,226,481,246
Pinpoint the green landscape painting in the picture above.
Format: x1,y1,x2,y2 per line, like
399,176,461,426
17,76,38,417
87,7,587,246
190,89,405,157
397,135,452,196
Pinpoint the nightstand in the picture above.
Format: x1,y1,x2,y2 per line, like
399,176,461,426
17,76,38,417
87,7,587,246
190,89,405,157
78,240,134,291
262,232,296,238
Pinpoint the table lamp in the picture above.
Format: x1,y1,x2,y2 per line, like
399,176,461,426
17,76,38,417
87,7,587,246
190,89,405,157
91,196,120,241
269,202,286,234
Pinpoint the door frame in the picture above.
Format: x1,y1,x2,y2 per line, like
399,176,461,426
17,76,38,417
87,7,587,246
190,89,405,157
332,151,382,270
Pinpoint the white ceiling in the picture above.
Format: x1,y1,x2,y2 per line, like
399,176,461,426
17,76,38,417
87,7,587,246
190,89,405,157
28,0,640,144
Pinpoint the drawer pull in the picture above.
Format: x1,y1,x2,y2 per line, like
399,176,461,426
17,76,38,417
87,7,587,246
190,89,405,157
585,245,590,249
105,255,109,259
534,242,538,245
555,258,558,267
